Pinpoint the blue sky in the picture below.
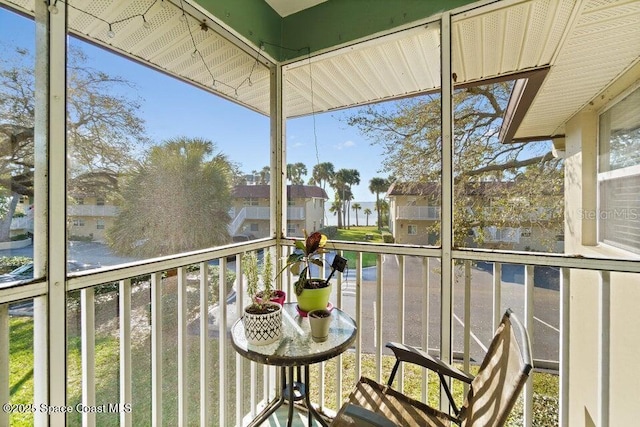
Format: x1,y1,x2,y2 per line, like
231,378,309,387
1,6,385,203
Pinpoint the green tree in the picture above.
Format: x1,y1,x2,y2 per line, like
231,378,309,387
0,46,147,241
368,177,389,230
107,138,233,257
363,207,372,226
308,162,335,190
351,203,362,226
350,83,563,248
287,162,308,185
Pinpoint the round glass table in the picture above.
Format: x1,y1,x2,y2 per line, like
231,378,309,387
231,303,357,427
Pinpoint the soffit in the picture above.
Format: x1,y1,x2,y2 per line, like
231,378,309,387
514,0,640,140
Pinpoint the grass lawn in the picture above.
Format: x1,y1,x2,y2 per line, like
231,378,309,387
333,226,388,269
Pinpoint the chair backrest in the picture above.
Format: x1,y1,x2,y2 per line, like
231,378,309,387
459,309,533,427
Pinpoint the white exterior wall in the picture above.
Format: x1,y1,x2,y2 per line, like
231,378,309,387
564,63,640,426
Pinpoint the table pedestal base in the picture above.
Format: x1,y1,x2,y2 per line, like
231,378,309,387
249,365,329,427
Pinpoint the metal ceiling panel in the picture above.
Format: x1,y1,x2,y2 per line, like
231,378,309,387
284,24,441,117
515,0,640,139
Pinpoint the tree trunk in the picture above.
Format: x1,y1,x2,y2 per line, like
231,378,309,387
0,193,21,242
375,193,381,230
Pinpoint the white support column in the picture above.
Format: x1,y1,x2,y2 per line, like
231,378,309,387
119,280,132,427
47,0,68,424
81,288,96,427
178,267,188,426
151,272,163,427
234,256,244,426
524,265,534,427
200,262,211,427
218,259,228,424
0,304,8,427
421,257,430,403
559,268,570,427
439,11,454,414
271,63,285,241
598,271,610,427
32,2,50,423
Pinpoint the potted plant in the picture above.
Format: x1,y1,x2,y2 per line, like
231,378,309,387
242,251,282,346
255,251,286,305
280,230,347,315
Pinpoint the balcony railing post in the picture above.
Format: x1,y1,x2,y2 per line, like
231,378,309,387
355,252,363,381
151,272,163,426
421,257,430,403
0,304,8,427
560,268,571,427
598,271,610,427
119,279,132,427
463,261,471,397
200,262,211,426
375,254,384,383
81,288,96,427
492,262,502,331
178,267,189,425
397,255,406,392
524,265,534,427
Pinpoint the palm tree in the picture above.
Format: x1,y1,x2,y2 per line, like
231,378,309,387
352,203,362,226
329,200,342,228
309,162,335,190
369,177,389,230
334,168,360,229
363,208,372,226
287,162,307,185
377,199,390,228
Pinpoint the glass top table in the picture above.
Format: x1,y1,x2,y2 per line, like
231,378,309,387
231,303,357,427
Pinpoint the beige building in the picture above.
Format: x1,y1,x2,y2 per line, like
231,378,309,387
67,195,118,242
230,185,328,238
388,182,563,252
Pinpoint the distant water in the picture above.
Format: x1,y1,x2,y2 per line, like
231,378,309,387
325,201,378,227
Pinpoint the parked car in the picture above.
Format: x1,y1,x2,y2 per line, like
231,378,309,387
0,260,101,283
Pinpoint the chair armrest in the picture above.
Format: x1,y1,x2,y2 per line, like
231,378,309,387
340,403,399,427
386,342,473,384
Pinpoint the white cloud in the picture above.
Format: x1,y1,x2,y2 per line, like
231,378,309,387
336,140,356,150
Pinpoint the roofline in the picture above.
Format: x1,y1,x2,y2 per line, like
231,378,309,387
499,66,551,144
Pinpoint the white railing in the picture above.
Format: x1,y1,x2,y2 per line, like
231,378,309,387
10,216,33,231
396,205,440,220
229,207,306,235
67,204,119,217
1,239,638,426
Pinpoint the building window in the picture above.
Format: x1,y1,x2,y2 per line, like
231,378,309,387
243,198,259,206
96,219,105,230
77,197,85,205
407,224,417,235
598,86,640,254
249,223,259,232
73,219,85,226
96,197,105,206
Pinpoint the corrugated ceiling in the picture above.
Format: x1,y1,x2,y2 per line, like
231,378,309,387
2,0,639,140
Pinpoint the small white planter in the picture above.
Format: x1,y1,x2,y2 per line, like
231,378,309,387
308,309,332,342
243,302,282,346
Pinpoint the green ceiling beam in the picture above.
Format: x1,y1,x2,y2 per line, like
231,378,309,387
280,0,477,61
194,0,479,62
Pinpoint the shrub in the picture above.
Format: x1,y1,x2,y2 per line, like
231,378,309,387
382,232,394,243
319,226,338,239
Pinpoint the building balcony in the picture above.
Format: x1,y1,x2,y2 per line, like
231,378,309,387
67,204,119,217
396,206,441,220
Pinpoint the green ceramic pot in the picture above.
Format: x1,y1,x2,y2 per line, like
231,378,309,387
296,281,331,313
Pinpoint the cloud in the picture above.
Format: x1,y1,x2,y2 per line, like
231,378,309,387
336,140,356,150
